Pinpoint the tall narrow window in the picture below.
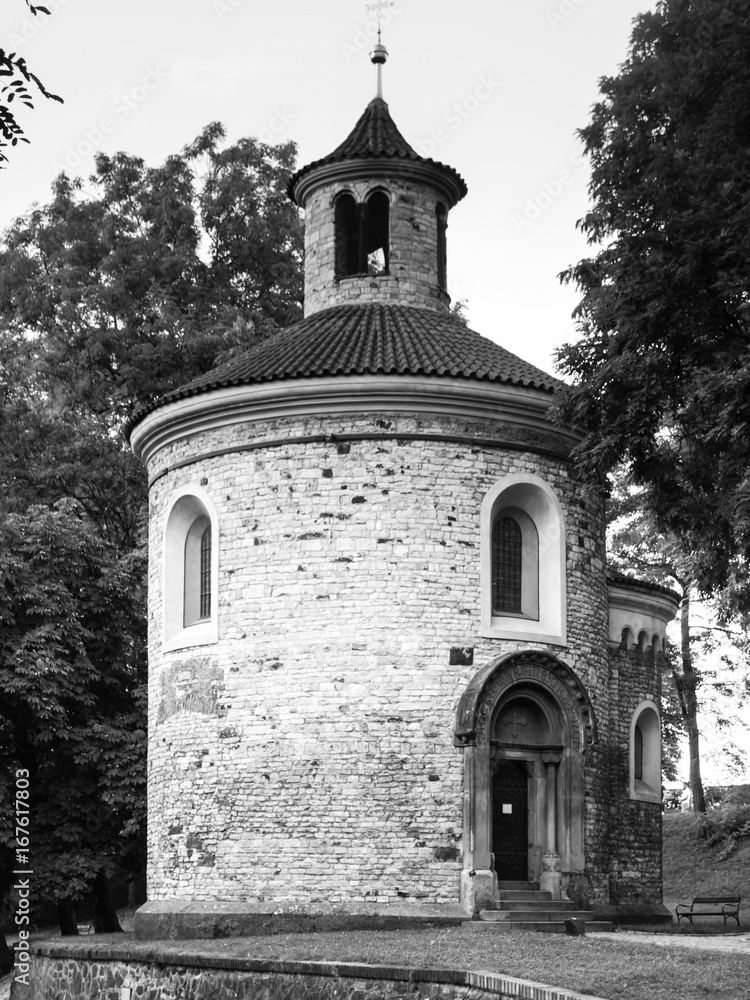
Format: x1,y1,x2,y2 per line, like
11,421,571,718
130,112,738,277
436,202,447,291
630,702,661,802
365,191,389,275
200,525,212,620
164,489,218,650
335,194,360,277
481,477,562,642
634,724,644,781
334,190,390,277
184,515,211,627
492,516,523,614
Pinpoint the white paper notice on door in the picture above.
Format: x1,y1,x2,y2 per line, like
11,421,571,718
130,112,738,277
502,804,513,814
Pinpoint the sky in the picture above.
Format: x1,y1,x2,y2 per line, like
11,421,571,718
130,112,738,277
0,0,658,377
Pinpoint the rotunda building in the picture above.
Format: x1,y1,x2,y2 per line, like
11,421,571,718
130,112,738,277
130,77,679,937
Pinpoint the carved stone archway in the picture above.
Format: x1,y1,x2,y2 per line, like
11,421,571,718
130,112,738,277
455,651,597,915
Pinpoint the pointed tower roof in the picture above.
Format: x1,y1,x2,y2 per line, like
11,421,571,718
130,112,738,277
288,97,467,208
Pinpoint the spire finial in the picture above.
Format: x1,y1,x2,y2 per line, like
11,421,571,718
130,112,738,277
366,1,394,98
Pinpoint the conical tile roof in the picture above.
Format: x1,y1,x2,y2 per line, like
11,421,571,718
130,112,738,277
288,97,467,205
130,304,558,426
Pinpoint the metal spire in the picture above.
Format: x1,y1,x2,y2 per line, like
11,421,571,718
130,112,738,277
366,1,395,98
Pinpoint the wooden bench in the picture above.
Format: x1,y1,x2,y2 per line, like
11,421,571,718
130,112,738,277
675,895,742,927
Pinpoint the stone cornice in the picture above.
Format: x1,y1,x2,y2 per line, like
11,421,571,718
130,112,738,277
292,157,467,209
607,579,681,627
130,373,580,470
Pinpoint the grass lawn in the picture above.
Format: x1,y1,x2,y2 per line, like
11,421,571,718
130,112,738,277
13,813,750,1000
110,926,748,1000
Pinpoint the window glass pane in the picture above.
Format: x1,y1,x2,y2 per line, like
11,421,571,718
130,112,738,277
492,515,522,614
200,525,211,620
634,724,644,780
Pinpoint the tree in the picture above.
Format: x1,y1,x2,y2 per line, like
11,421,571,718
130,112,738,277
1,3,63,164
0,125,304,929
608,468,750,812
0,501,146,932
555,0,750,608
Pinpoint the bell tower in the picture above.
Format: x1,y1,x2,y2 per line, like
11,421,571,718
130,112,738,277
288,44,467,317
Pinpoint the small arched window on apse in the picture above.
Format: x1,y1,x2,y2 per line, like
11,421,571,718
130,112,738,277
163,487,219,651
637,630,649,653
334,190,390,277
436,202,448,291
481,474,565,644
621,627,634,651
630,701,661,803
651,634,661,659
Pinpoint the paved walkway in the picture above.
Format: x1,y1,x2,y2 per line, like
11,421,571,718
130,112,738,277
597,929,750,954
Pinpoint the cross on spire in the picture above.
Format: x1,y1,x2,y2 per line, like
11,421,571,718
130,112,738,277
365,1,396,40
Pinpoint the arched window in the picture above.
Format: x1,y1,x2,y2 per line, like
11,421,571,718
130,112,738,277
634,724,644,781
491,508,539,619
481,476,564,643
630,701,661,803
365,191,389,275
164,487,219,651
334,190,390,277
436,202,447,291
335,194,360,277
184,518,211,627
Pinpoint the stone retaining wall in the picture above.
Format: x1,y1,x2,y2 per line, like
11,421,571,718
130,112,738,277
11,942,608,1000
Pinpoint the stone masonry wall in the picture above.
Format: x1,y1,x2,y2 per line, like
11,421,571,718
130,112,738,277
16,943,610,1000
302,177,452,316
144,408,610,907
606,646,663,901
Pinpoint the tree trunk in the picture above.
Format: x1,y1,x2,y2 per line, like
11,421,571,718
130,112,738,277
92,868,123,933
57,898,79,936
679,586,706,813
0,931,14,975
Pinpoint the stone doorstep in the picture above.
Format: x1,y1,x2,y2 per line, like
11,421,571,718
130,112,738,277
501,905,583,916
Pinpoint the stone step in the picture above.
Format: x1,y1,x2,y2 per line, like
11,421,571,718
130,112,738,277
496,880,539,891
479,908,593,922
492,899,579,912
493,890,553,902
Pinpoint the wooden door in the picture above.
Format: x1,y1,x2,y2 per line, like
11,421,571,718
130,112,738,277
492,759,529,880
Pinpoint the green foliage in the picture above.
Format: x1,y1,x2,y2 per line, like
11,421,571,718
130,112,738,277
0,3,63,164
0,123,303,919
0,501,146,905
698,804,750,860
556,0,750,608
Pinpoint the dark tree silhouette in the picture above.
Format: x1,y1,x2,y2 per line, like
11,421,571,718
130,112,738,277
1,2,63,164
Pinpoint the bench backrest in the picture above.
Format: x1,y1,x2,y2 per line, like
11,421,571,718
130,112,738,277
691,896,741,904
